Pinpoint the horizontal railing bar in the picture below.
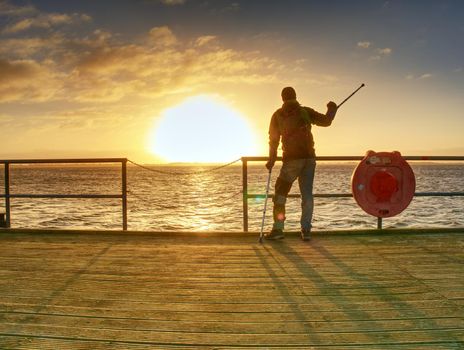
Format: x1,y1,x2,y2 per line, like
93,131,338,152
242,156,464,162
247,192,464,199
414,192,464,197
4,192,460,200
242,156,362,162
2,156,462,164
402,156,464,161
248,193,352,199
0,158,127,164
0,194,122,199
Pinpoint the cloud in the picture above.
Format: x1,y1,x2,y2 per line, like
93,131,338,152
1,0,91,34
357,41,371,49
159,0,186,5
69,36,280,101
0,58,40,82
0,35,67,59
368,47,392,61
405,73,433,80
148,26,178,46
0,23,284,103
357,41,392,61
0,58,62,102
2,12,91,33
377,47,392,55
0,1,36,16
0,104,138,133
195,35,217,47
0,1,286,104
419,73,432,79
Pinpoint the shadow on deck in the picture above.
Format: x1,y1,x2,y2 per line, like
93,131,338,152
0,229,463,349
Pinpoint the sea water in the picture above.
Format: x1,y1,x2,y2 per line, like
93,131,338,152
0,162,463,231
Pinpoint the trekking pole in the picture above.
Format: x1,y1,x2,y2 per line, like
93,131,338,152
337,83,365,109
259,169,272,243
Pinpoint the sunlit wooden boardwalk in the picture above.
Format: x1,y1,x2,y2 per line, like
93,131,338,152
0,229,463,349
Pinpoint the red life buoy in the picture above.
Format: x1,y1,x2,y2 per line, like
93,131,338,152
351,151,416,218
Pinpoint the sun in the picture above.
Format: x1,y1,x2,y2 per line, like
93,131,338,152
148,95,258,163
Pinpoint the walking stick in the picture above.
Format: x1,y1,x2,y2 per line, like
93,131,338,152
259,169,272,243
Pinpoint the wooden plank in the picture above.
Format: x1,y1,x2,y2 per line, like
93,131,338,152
0,322,463,346
0,334,460,349
0,294,458,312
2,312,463,334
1,305,461,323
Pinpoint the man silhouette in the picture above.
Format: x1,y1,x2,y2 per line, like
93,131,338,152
265,87,337,241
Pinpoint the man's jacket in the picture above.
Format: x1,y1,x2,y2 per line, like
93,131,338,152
268,100,335,161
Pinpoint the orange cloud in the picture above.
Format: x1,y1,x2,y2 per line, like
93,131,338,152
0,35,64,56
0,58,62,102
60,27,284,102
0,17,290,104
3,12,91,33
148,26,178,47
194,35,217,47
0,58,40,82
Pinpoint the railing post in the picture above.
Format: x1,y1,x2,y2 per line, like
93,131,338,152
377,217,382,229
122,159,128,231
242,158,248,232
5,162,11,228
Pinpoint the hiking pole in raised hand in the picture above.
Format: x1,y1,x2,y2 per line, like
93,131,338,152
337,83,365,109
259,169,273,243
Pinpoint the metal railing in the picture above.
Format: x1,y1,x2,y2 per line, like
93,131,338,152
0,158,128,230
241,156,464,231
1,156,462,232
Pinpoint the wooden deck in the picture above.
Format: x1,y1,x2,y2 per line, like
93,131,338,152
0,229,463,349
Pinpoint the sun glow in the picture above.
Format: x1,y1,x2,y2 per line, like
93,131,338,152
149,95,258,163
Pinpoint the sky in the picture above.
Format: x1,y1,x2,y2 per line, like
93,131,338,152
0,0,463,163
